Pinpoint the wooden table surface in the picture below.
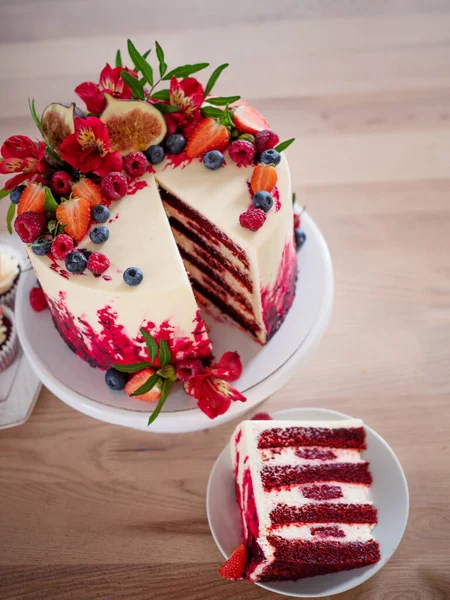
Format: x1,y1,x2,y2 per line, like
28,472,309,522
1,2,450,598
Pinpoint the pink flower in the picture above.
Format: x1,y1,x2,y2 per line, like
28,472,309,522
59,116,122,177
183,351,246,419
75,64,138,115
165,77,204,136
0,135,47,190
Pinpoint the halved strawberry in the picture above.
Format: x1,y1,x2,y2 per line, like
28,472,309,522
233,104,270,134
186,118,230,158
250,164,278,194
125,368,161,402
218,544,248,580
55,197,90,242
72,178,102,207
17,183,45,215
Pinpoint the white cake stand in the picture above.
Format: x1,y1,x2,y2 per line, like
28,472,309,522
15,212,333,433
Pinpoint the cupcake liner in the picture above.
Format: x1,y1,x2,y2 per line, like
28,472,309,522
0,305,19,373
0,271,20,309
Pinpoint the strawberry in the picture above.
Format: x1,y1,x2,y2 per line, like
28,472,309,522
186,118,230,159
17,183,45,215
250,164,278,194
125,368,161,402
233,105,270,135
71,178,102,207
218,544,248,580
55,197,90,243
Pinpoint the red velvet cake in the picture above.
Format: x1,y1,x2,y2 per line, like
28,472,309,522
232,419,380,582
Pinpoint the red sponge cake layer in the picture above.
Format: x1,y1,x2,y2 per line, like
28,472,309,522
261,462,372,490
258,426,367,450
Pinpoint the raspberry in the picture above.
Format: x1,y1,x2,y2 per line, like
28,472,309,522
14,212,47,243
50,171,72,196
175,359,205,382
251,412,272,420
87,252,110,275
228,140,255,167
255,129,280,154
29,287,48,312
123,152,147,178
51,234,74,260
239,208,266,232
101,171,128,201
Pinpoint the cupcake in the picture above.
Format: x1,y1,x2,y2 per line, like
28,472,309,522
0,250,21,309
0,305,18,373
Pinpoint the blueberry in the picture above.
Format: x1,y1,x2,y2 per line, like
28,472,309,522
10,185,26,205
90,225,109,244
203,150,224,170
123,267,143,286
145,144,165,165
31,235,52,256
294,229,307,250
165,134,186,155
253,191,274,213
91,205,110,223
79,248,92,260
105,368,127,391
65,251,87,274
260,149,281,166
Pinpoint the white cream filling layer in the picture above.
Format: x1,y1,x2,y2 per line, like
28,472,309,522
260,447,363,466
272,523,375,542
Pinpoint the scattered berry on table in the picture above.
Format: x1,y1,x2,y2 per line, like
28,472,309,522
51,234,74,260
123,152,147,177
65,251,88,274
295,229,307,250
87,252,110,275
29,287,48,312
255,129,280,154
125,368,161,401
72,178,102,207
17,183,45,215
91,204,110,223
250,163,278,193
145,144,165,165
186,118,229,158
252,190,274,213
165,133,186,155
260,149,281,166
123,267,143,286
218,544,248,580
239,208,266,232
14,212,47,243
251,412,272,420
10,184,26,205
50,171,72,196
203,150,224,170
89,225,109,244
101,171,128,201
228,140,255,166
55,197,90,242
31,234,53,256
233,104,271,134
105,368,127,391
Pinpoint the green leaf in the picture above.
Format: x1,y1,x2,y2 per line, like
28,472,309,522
274,138,295,153
224,102,234,127
111,362,152,373
204,63,229,97
140,328,158,363
121,70,145,100
148,378,173,425
163,63,209,81
200,106,225,119
44,186,59,214
127,39,154,86
292,192,296,206
6,203,15,234
153,103,180,114
131,372,159,397
115,49,122,68
151,89,170,101
142,49,151,61
28,98,45,138
155,41,167,78
159,338,171,367
0,188,10,201
205,95,240,106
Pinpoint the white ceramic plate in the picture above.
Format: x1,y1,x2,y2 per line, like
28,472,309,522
15,213,333,433
207,407,409,598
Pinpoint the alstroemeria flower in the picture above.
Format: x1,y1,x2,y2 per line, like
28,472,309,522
59,116,122,177
165,77,204,136
75,64,138,115
183,351,245,419
0,135,47,190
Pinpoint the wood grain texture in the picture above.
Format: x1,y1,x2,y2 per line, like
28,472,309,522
1,1,450,598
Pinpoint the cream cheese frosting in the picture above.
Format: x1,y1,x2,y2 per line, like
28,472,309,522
0,253,20,296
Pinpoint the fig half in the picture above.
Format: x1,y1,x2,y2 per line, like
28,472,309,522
41,103,77,149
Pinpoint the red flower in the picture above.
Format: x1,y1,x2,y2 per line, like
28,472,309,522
75,64,138,115
0,135,47,190
165,77,204,136
59,117,122,177
183,351,246,419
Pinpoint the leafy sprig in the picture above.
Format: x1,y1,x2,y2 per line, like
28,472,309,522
275,138,295,153
28,98,64,165
6,203,15,234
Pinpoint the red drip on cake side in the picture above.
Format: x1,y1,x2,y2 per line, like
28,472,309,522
261,463,372,490
296,448,338,461
302,484,343,500
163,151,192,170
261,240,297,340
47,292,211,369
270,503,378,526
242,468,260,541
273,187,281,212
258,426,367,450
311,526,346,538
